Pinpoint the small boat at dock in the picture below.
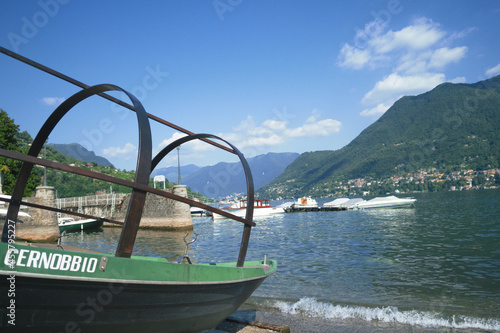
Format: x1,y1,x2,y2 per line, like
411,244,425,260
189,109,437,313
323,197,350,207
58,217,103,232
322,198,364,210
212,199,285,220
288,197,318,211
354,195,416,209
189,206,206,217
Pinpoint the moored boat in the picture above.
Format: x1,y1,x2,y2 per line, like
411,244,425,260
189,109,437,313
291,197,318,209
323,197,350,208
58,217,104,232
0,208,31,218
323,198,364,210
354,195,416,209
341,198,365,208
212,199,285,220
189,206,206,217
0,47,276,333
1,241,274,333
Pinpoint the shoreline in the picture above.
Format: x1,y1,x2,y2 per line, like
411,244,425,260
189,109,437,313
209,300,500,333
212,305,499,333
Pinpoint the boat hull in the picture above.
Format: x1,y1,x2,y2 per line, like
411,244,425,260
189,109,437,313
58,219,104,232
0,242,276,332
355,196,416,209
1,272,266,333
213,206,285,220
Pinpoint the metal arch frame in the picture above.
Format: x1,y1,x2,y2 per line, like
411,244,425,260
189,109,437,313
152,133,255,266
0,84,152,259
0,46,236,155
0,147,255,225
0,48,258,265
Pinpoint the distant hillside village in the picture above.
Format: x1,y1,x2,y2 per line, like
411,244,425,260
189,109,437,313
307,168,500,198
264,168,500,199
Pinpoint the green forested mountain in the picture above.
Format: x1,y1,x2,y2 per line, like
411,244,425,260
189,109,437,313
49,143,114,167
259,75,500,198
0,111,39,196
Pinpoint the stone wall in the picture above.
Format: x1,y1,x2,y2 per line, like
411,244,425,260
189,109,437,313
15,186,59,243
110,185,192,230
1,185,193,243
57,193,128,219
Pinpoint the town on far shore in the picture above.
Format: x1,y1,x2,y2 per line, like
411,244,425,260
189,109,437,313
265,168,500,199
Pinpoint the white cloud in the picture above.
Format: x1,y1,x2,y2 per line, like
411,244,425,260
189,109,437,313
339,18,447,70
157,132,188,151
150,112,342,167
102,142,137,159
485,63,500,77
41,97,65,106
286,119,342,138
218,112,341,150
449,76,466,84
428,46,468,69
371,18,445,54
360,103,391,117
338,43,372,69
339,17,470,118
156,132,216,156
445,27,477,43
362,72,445,106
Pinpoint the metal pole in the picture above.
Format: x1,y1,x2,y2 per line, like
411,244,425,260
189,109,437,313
177,146,181,185
43,139,47,186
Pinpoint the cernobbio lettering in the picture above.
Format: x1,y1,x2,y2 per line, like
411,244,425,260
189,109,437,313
5,249,98,273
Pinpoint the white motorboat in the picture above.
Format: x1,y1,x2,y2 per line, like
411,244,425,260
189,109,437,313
323,198,350,207
291,197,318,209
212,199,285,220
0,208,31,218
341,198,365,208
190,206,205,217
58,217,103,232
354,195,416,209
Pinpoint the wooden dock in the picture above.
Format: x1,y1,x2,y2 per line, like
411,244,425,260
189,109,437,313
283,206,348,213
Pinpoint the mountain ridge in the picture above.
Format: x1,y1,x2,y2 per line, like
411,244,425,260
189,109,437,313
49,143,114,167
152,152,300,198
258,75,500,198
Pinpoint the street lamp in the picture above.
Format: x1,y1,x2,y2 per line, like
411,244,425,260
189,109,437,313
177,146,181,185
43,139,48,186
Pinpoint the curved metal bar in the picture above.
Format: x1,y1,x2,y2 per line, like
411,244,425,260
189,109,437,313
152,133,254,266
0,46,235,155
0,147,255,226
1,84,152,259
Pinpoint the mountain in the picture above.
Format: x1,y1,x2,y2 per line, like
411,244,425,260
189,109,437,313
49,143,114,167
177,152,299,198
151,164,201,183
259,75,500,198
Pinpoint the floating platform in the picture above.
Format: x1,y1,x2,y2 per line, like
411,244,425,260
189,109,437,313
284,206,348,213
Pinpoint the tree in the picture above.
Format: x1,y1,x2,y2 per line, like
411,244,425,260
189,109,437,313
0,109,40,195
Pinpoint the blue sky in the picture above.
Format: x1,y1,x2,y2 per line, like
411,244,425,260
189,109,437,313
1,1,499,171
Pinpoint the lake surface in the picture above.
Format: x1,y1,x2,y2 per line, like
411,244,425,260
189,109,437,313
63,189,500,331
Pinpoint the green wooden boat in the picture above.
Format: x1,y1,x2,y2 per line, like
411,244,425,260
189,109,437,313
58,217,104,232
0,242,275,332
0,47,276,332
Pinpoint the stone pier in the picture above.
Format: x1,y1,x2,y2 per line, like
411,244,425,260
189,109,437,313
111,185,193,230
15,186,60,242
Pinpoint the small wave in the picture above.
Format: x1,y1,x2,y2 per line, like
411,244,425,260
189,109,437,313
270,297,500,331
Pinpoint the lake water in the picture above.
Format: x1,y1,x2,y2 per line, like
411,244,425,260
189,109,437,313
63,189,500,331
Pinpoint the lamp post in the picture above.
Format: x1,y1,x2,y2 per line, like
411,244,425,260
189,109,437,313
177,146,181,185
43,139,47,186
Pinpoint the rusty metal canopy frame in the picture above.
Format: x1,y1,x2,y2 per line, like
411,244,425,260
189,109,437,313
0,47,255,266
